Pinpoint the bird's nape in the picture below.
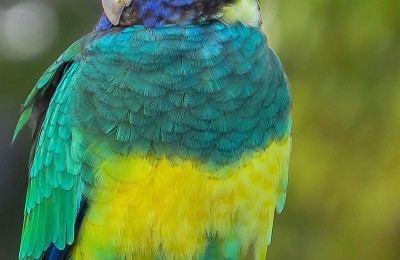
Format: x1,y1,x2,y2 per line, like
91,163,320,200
100,0,260,28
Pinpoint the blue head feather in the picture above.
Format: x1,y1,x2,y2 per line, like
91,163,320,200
95,13,113,31
134,0,195,26
96,0,234,28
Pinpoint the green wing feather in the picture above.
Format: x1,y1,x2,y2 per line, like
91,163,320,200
13,39,82,144
16,38,86,259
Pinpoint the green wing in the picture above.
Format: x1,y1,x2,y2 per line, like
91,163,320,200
16,39,85,259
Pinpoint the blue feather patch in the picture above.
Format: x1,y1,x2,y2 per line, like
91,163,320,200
95,13,113,32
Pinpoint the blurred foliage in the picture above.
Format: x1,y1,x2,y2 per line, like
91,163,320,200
1,0,399,259
263,1,400,259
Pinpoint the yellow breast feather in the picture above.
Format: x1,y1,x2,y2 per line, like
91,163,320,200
71,135,291,259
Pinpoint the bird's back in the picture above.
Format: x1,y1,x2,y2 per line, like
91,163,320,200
66,22,291,259
16,2,291,259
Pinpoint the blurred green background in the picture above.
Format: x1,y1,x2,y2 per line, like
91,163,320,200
1,0,399,259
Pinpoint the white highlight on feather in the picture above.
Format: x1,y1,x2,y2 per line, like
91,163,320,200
101,0,132,25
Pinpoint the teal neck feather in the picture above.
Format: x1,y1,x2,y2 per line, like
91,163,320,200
75,22,290,167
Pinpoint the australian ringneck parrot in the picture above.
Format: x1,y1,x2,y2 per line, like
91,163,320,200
14,0,292,259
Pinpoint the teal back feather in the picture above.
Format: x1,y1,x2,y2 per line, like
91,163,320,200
73,23,291,167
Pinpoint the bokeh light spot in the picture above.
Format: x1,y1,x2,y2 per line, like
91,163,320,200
0,1,58,61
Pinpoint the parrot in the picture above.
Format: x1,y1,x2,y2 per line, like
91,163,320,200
14,0,292,259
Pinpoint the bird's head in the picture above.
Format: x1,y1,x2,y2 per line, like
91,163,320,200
99,0,261,29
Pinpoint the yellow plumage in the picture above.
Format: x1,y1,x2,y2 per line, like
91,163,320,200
71,136,291,259
222,0,261,27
